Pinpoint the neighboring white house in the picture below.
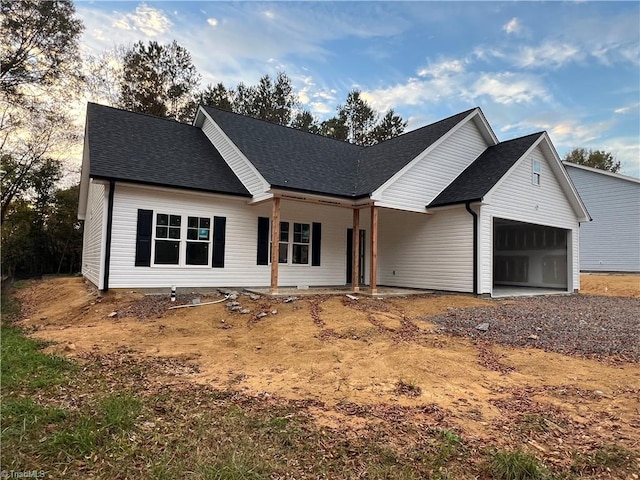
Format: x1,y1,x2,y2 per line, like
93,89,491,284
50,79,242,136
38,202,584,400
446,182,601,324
563,162,640,272
78,103,590,296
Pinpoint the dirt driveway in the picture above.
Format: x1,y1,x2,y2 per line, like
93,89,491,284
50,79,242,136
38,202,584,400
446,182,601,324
14,274,640,454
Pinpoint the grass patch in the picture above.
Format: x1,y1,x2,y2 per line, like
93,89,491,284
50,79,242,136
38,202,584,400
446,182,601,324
1,397,68,444
485,449,551,480
1,282,74,391
571,444,638,475
0,322,73,389
417,428,463,479
101,393,142,433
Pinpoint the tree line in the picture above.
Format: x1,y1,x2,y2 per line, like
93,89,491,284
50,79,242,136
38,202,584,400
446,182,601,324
0,0,621,278
87,40,408,146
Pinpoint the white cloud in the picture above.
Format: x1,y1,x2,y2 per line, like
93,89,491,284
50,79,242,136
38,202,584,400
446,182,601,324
470,72,551,104
503,17,521,35
614,102,640,115
516,42,584,68
417,59,465,78
207,18,218,27
113,4,171,37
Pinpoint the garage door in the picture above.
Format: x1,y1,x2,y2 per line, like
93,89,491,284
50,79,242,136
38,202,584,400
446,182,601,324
493,219,568,289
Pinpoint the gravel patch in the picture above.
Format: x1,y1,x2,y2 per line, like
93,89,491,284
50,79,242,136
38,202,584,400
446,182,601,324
426,295,640,362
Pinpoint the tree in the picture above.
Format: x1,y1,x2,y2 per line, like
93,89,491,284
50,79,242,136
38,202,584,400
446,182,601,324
371,109,407,144
0,0,83,226
48,184,83,274
85,47,126,107
232,72,298,126
1,183,82,277
118,40,201,121
322,90,407,146
563,148,621,173
338,90,378,145
199,82,233,111
320,115,348,141
1,102,71,223
291,110,320,134
0,0,84,103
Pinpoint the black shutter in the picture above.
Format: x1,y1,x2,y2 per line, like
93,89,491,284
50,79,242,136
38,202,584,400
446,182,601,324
257,217,269,265
135,209,153,267
212,216,226,268
312,222,321,266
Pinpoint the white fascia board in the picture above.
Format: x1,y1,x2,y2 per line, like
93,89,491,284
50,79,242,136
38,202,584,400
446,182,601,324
248,192,274,205
371,108,484,199
198,107,271,196
269,188,368,209
77,127,91,220
112,181,250,204
425,200,485,214
372,200,430,214
473,108,499,145
192,108,204,127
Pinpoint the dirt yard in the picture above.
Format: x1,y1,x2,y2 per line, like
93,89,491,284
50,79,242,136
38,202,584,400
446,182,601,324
13,274,640,463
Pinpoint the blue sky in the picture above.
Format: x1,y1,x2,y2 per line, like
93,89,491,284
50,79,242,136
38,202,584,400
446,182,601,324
76,1,640,177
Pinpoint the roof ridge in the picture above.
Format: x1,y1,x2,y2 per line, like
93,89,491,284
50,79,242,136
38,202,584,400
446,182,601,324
495,131,545,145
88,102,195,128
201,104,364,149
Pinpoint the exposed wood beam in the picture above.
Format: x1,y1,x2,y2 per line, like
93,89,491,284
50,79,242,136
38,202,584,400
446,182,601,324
352,208,360,292
270,197,280,294
370,205,378,294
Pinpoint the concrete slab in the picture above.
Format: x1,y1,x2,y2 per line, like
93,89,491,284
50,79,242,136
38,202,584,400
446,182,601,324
492,286,571,298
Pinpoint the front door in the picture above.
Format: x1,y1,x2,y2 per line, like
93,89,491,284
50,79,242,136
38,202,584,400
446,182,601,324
346,229,366,284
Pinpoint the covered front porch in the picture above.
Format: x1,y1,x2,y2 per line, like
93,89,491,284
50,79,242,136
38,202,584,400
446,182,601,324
262,195,478,297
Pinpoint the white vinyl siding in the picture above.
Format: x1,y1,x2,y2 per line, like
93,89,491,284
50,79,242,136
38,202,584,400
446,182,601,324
479,146,581,294
81,180,106,288
376,120,489,211
565,165,640,272
106,184,355,289
378,207,473,292
200,115,269,197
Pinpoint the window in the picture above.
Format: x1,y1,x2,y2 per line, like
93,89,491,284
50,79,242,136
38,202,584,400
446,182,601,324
292,223,310,264
186,216,210,265
258,217,320,267
154,214,181,264
152,213,214,266
270,221,311,265
278,221,289,263
532,159,541,185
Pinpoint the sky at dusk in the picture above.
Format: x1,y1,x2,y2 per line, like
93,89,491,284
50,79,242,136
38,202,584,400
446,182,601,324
76,1,640,177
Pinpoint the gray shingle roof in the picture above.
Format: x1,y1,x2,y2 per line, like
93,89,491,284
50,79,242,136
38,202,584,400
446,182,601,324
202,105,476,197
429,132,543,208
86,103,502,201
201,105,364,197
86,103,250,197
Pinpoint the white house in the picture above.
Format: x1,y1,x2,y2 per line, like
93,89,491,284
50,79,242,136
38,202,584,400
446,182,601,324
563,162,640,272
78,103,590,296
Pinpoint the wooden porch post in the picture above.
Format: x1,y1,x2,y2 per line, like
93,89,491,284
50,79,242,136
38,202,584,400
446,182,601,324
352,208,360,292
270,197,281,294
370,205,378,295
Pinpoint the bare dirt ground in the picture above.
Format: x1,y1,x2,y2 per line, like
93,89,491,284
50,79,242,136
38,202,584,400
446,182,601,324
13,274,640,470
